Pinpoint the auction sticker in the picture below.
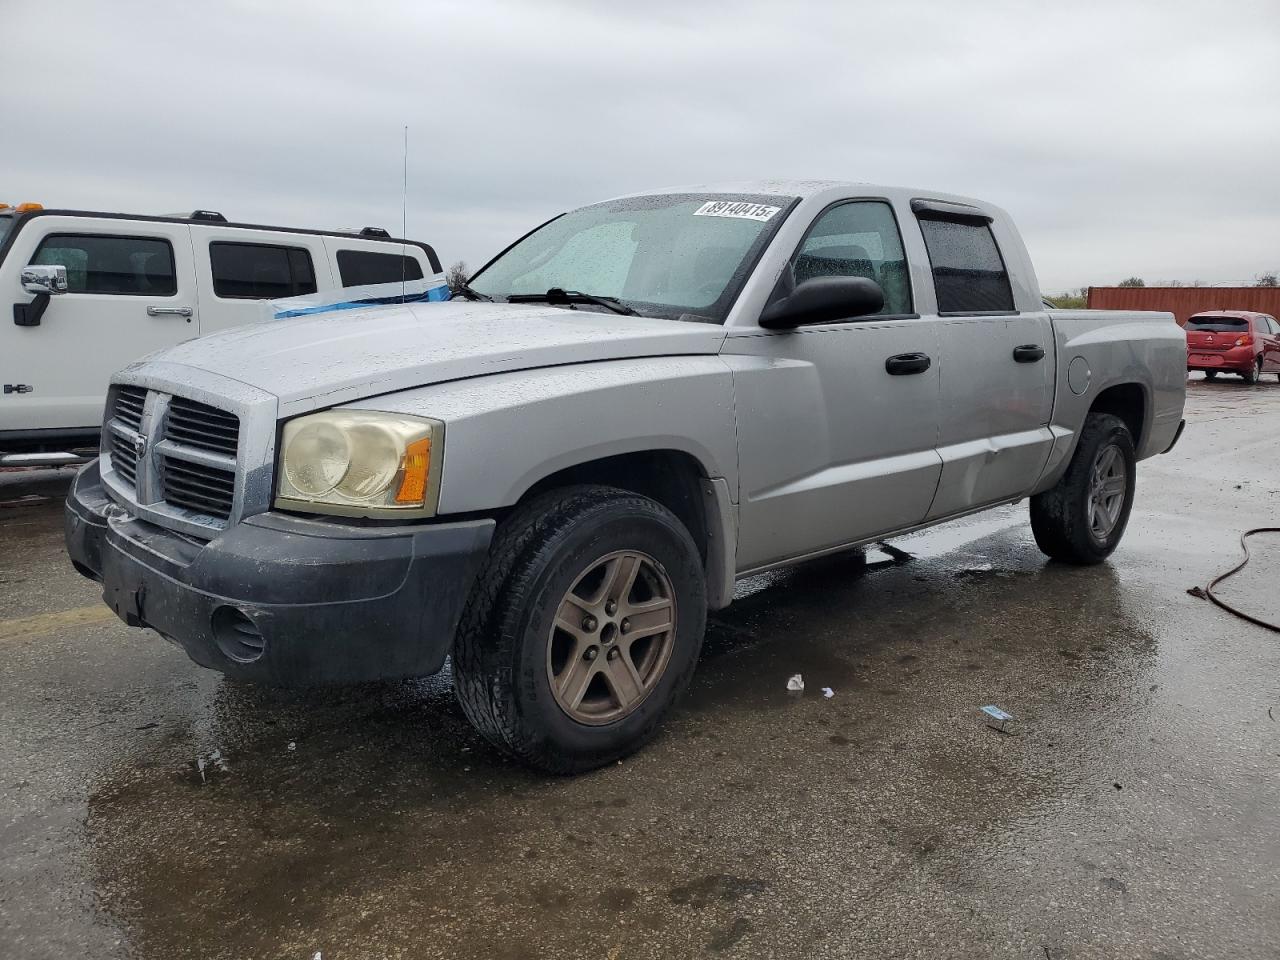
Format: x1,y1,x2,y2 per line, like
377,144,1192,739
693,200,781,222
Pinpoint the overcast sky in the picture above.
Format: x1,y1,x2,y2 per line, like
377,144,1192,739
5,0,1278,292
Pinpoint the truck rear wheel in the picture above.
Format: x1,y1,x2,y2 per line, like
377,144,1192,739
1030,413,1136,565
452,485,706,774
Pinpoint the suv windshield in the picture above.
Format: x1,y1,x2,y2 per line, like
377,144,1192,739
0,215,13,248
470,193,794,322
1186,316,1249,332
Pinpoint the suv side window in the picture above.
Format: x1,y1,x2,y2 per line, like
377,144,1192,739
794,201,912,315
30,234,176,296
336,250,425,287
209,242,317,299
916,216,1014,313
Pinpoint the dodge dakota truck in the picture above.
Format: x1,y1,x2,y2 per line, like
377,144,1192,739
65,180,1187,773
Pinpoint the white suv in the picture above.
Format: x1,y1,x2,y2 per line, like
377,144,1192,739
0,204,440,464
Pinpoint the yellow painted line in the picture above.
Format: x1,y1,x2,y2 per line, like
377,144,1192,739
0,605,118,642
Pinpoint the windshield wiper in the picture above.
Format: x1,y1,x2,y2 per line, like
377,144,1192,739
450,281,493,302
506,287,639,316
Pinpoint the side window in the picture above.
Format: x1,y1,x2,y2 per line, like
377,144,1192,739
30,234,176,296
916,216,1015,313
794,201,912,315
209,242,317,299
336,250,425,287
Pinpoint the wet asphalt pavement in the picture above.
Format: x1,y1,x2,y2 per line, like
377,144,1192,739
2,378,1278,960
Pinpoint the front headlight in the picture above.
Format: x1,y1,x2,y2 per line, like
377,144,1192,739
275,411,443,518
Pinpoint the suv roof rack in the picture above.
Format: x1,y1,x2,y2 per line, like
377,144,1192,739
189,210,228,223
359,226,391,238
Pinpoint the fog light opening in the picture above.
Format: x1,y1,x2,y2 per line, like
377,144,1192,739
211,606,266,664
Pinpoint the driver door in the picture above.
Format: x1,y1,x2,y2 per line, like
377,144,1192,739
725,199,943,572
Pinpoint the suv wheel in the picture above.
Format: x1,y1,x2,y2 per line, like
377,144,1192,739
452,485,706,773
1030,413,1136,564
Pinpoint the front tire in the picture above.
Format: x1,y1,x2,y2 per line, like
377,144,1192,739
452,485,706,773
1030,413,1136,565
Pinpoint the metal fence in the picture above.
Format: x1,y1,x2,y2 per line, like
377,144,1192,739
1086,287,1280,326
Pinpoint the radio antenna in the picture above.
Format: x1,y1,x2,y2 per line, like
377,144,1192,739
400,124,409,302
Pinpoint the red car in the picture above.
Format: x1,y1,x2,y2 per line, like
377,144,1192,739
1186,310,1280,383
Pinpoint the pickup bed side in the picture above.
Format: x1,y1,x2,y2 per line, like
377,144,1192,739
1033,309,1186,493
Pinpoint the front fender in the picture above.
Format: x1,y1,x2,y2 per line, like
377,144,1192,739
357,356,740,513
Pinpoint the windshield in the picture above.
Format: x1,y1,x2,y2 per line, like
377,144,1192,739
470,193,795,322
0,215,13,248
1186,316,1248,332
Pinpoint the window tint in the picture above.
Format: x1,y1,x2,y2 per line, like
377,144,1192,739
1186,316,1248,332
336,249,425,287
917,217,1014,313
30,234,176,296
794,201,912,315
209,242,317,299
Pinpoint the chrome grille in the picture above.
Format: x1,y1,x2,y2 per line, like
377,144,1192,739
166,397,240,456
113,386,146,432
102,384,246,535
108,431,138,487
107,386,147,486
160,455,236,519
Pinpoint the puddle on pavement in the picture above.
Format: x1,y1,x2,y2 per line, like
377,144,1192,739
75,518,1176,960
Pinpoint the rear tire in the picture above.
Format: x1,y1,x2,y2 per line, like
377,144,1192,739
1203,370,1217,380
1242,359,1261,384
452,485,706,774
1030,413,1136,565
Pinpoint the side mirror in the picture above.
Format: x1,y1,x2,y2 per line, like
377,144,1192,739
759,276,885,330
21,264,69,296
14,265,69,327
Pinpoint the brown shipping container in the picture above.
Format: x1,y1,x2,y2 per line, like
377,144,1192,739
1086,287,1280,326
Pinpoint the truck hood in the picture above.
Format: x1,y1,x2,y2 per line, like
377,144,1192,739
141,301,728,411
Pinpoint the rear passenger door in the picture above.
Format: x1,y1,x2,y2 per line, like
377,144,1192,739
189,227,332,333
6,218,197,431
915,203,1055,519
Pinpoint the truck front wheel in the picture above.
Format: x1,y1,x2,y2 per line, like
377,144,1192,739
452,485,706,773
1030,413,1136,565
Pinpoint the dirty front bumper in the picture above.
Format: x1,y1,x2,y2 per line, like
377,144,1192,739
64,460,494,685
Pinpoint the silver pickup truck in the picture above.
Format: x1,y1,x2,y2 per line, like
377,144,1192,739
65,180,1186,772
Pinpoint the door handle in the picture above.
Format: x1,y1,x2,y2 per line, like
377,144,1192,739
147,306,193,320
1013,344,1045,363
884,352,932,376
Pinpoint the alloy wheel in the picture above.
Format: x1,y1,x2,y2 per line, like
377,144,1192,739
547,550,677,725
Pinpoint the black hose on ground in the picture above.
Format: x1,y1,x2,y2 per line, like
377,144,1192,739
1188,527,1280,633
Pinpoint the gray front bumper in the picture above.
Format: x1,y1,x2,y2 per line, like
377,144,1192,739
65,460,495,685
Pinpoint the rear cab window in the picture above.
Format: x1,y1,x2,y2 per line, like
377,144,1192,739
914,204,1014,314
29,233,176,295
209,242,317,299
336,250,424,287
